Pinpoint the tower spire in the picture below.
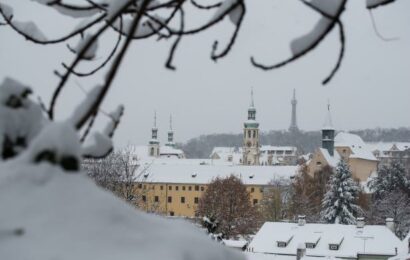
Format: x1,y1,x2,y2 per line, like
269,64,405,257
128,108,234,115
166,114,175,147
250,87,254,107
289,89,299,132
322,101,335,156
149,110,160,157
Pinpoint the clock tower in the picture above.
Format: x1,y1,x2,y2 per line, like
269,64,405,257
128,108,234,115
242,88,260,165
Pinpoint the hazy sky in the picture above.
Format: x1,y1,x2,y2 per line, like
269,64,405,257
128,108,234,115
1,0,409,147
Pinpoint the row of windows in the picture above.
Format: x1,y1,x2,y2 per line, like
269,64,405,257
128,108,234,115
137,184,205,192
141,195,199,204
248,187,264,193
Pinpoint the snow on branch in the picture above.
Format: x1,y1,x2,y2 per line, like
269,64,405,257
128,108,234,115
251,0,347,85
81,105,124,159
366,0,395,9
68,33,99,60
69,85,103,129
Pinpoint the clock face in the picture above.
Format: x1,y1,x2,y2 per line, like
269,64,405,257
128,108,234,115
247,141,252,147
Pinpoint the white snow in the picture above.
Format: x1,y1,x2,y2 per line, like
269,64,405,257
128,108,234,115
112,15,167,38
319,148,340,167
13,20,48,42
70,85,102,126
0,78,46,159
73,33,99,60
334,132,378,161
308,0,344,17
211,0,239,25
0,120,243,260
17,122,81,164
134,163,298,185
290,17,331,56
103,104,124,136
228,4,243,25
0,2,13,19
367,0,394,9
82,131,112,158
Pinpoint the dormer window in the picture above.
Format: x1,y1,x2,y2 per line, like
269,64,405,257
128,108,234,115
276,236,293,248
249,174,254,179
306,243,316,249
143,173,149,178
329,244,339,250
191,173,197,178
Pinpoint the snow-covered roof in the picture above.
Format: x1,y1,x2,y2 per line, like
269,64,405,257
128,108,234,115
222,239,248,249
131,145,185,160
0,159,242,260
319,148,340,167
366,142,410,153
260,146,297,152
135,164,298,185
209,146,242,164
335,132,377,161
159,145,184,155
248,222,403,259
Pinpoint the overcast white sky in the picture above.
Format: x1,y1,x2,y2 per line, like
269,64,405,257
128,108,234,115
1,0,409,147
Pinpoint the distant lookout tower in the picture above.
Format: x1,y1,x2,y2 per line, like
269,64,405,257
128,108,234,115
289,89,299,132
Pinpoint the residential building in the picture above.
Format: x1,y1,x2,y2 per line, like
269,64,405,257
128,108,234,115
247,218,403,260
367,142,410,173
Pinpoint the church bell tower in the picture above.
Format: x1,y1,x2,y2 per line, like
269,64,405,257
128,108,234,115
242,88,260,165
148,111,160,157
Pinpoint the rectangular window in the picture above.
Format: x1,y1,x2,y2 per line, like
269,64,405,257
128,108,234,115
194,197,199,204
181,197,185,203
195,185,199,191
154,196,159,202
168,196,172,203
160,185,163,190
176,186,179,191
169,211,174,216
250,187,255,193
182,186,186,191
253,199,258,205
142,195,146,202
188,186,192,191
200,186,204,191
169,186,172,190
138,184,142,189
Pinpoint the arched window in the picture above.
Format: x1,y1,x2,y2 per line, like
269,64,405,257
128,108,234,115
150,147,155,156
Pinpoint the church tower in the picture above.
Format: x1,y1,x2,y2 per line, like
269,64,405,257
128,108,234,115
165,114,175,148
289,89,299,132
148,111,160,157
242,88,260,165
322,102,335,156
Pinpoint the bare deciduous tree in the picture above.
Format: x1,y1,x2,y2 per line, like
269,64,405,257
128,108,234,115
197,175,260,238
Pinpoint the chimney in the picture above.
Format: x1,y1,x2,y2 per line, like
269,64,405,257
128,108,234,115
356,217,365,228
298,215,306,226
386,218,395,233
296,243,306,260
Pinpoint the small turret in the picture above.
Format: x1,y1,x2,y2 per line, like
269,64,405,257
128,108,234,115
166,114,175,148
148,111,160,157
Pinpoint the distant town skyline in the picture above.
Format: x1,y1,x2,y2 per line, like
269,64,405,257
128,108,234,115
1,0,409,147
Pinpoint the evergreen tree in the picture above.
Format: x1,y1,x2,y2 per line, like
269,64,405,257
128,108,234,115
368,161,410,199
321,160,362,224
